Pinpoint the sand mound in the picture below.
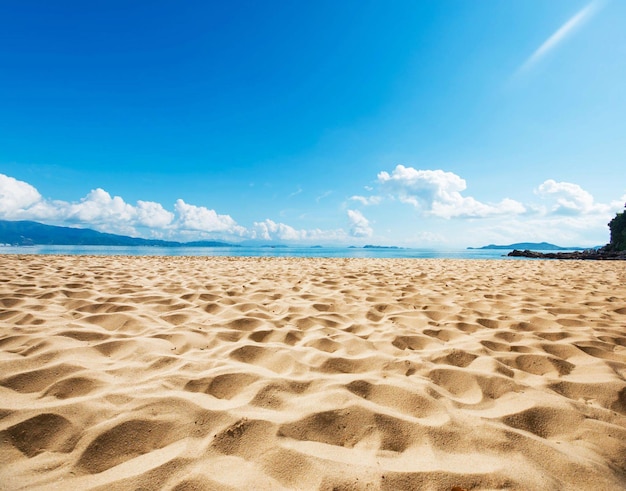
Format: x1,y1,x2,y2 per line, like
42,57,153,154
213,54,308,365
1,255,625,490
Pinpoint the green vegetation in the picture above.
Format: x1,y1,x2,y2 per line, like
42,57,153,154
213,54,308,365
607,204,626,251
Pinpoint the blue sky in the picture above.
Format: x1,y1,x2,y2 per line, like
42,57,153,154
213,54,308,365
1,0,625,247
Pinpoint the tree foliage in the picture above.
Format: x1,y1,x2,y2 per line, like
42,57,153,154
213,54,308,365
608,204,626,251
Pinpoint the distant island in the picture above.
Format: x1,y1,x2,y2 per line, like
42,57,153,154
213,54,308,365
0,220,237,248
363,245,401,249
468,242,587,251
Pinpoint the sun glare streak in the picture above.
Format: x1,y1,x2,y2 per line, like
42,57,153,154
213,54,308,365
516,0,604,75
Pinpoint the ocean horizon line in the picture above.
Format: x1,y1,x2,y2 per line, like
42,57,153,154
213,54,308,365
0,243,588,260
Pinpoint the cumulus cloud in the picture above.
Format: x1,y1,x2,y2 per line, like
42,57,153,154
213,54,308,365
0,174,42,218
66,192,174,234
535,179,620,216
66,189,136,224
136,201,175,228
377,165,526,218
252,219,302,241
0,173,353,243
0,174,179,235
0,173,251,238
251,219,346,242
347,209,373,238
4,170,620,248
461,179,625,247
174,199,245,235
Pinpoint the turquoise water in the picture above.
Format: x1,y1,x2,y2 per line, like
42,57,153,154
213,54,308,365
0,245,546,259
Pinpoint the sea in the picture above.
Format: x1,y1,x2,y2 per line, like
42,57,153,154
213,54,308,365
0,245,565,259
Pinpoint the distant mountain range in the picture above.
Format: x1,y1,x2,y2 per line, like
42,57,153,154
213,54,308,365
0,220,236,247
467,242,588,251
0,221,598,252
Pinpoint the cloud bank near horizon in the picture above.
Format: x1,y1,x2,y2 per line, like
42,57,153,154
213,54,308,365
0,171,623,246
0,173,352,243
353,165,622,221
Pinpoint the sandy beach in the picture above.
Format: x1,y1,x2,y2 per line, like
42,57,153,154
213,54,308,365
0,255,625,490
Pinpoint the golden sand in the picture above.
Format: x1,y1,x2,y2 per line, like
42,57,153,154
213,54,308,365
0,255,625,490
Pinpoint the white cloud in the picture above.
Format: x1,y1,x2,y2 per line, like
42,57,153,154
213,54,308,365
67,188,136,224
378,166,465,207
53,188,173,235
0,174,42,218
174,199,245,235
377,165,525,218
349,195,382,206
3,171,621,248
0,175,176,234
347,209,373,238
460,180,625,248
251,218,347,242
535,179,622,216
0,173,351,243
0,173,237,237
518,1,603,74
252,219,302,241
136,201,175,228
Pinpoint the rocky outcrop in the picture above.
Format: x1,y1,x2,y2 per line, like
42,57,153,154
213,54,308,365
509,205,626,260
507,248,626,260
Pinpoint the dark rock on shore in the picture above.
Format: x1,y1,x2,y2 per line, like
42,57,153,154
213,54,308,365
508,248,626,260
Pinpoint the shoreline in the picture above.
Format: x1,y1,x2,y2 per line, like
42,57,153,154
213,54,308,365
0,247,527,260
1,255,625,490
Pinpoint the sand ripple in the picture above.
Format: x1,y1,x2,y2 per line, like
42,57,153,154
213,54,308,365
1,255,625,490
